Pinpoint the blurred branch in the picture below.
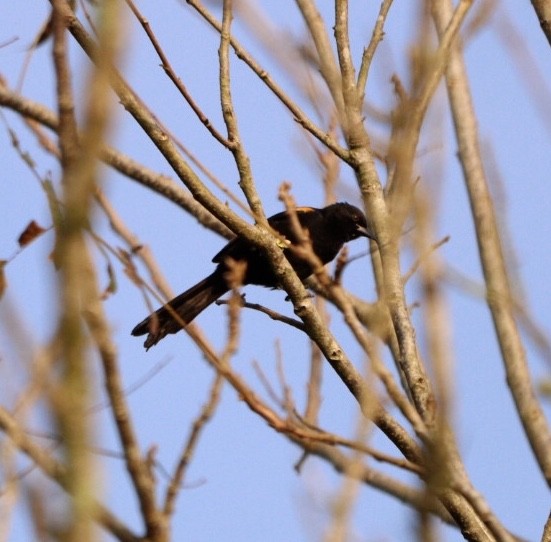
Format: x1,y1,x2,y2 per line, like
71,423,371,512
2,0,546,539
445,265,551,368
542,511,551,542
495,11,551,136
94,189,176,299
0,407,139,542
85,294,165,539
529,0,551,47
302,439,453,525
365,0,471,425
50,1,169,539
432,0,551,487
328,0,511,537
49,1,96,538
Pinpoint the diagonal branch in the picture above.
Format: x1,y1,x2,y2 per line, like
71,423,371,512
0,83,233,239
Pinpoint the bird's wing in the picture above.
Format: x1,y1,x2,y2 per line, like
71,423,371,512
211,207,321,263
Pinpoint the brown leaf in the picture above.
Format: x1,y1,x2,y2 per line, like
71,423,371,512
101,262,118,300
17,220,47,248
0,261,6,299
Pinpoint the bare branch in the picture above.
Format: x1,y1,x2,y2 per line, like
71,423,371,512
186,0,350,161
357,0,394,98
432,0,551,485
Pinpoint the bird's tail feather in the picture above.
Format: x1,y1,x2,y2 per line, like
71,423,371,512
131,271,228,350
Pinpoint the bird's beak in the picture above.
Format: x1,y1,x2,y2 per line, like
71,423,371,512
356,224,376,241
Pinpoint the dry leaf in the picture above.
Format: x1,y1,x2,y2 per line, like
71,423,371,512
101,262,118,300
17,220,46,247
0,261,6,299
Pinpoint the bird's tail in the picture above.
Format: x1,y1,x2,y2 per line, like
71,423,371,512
131,271,229,350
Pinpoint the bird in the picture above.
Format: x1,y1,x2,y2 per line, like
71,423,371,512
132,202,373,349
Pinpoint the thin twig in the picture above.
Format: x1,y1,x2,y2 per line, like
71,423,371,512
124,0,230,147
215,298,306,331
296,0,345,118
357,0,394,99
403,235,450,284
185,0,350,162
163,375,223,517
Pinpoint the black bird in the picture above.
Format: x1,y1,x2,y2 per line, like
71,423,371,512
132,202,373,349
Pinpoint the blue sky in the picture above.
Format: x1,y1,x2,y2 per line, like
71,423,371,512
1,1,551,541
